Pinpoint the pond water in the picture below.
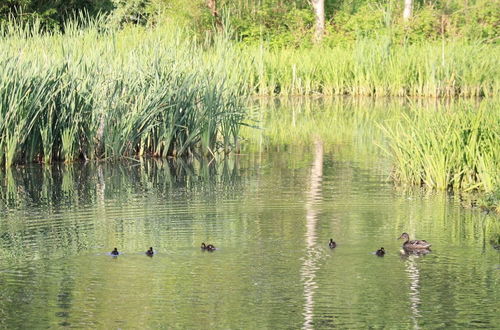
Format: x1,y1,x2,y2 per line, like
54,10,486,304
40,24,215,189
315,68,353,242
0,100,499,328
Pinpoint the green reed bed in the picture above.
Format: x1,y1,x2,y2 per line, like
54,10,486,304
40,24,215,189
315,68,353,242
0,20,248,167
380,99,499,193
246,40,499,97
242,98,499,196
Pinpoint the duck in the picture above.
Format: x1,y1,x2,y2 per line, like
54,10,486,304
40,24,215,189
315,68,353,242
398,233,431,250
375,247,385,256
328,239,337,249
146,247,154,256
201,243,216,251
111,247,119,256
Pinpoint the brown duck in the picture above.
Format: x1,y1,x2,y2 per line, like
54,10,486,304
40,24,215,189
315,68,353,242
398,233,431,250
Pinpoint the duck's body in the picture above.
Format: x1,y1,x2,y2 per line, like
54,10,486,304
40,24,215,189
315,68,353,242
375,247,385,256
398,233,431,250
146,247,154,256
201,243,216,251
328,239,337,249
111,248,119,256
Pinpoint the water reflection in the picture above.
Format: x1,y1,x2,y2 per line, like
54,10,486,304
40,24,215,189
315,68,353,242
404,255,422,330
301,140,324,329
0,135,498,328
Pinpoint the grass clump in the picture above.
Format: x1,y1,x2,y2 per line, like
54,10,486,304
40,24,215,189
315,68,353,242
380,100,499,192
246,40,500,97
0,18,248,167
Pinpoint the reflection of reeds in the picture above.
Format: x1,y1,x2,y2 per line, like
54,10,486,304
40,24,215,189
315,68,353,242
0,157,243,260
243,97,499,193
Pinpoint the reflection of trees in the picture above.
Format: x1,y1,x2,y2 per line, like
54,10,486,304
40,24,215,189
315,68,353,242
301,139,323,329
404,255,421,329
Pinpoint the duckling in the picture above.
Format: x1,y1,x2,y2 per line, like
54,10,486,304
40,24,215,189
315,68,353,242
375,247,385,256
328,239,337,249
111,248,119,256
146,247,154,256
201,242,216,251
398,233,431,250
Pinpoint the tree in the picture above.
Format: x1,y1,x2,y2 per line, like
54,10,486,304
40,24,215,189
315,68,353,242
206,0,222,29
403,0,413,21
311,0,325,42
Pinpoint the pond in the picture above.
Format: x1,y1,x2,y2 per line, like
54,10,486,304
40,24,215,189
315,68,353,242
0,99,499,328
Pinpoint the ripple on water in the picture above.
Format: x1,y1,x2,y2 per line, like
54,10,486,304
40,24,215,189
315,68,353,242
0,152,499,328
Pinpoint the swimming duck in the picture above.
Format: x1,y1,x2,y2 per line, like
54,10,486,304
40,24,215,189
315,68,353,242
146,247,154,256
111,248,119,256
375,247,385,256
328,239,337,249
398,233,431,250
201,243,216,251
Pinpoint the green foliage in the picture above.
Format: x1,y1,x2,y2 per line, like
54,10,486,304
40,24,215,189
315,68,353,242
0,0,114,30
242,39,499,97
1,0,498,45
380,100,500,192
0,18,248,166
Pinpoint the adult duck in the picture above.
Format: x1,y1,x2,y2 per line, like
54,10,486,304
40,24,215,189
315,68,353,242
111,248,119,256
328,239,337,249
146,247,154,256
398,233,431,250
375,247,385,256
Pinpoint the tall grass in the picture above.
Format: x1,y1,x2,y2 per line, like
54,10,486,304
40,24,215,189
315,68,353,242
380,99,499,192
0,16,248,167
242,98,499,193
243,39,500,97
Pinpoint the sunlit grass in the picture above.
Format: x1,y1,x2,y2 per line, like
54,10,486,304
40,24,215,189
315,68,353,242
243,40,499,97
381,99,500,192
242,98,499,193
0,17,248,167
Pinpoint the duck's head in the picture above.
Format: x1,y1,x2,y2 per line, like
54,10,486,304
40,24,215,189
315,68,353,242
379,247,385,252
147,247,153,253
398,233,410,241
113,248,118,252
201,242,206,249
329,239,334,243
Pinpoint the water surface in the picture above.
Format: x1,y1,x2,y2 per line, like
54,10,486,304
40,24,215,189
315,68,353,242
0,100,499,329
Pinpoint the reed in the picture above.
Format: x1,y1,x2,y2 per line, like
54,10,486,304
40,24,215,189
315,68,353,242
243,39,500,97
0,17,248,167
242,98,499,193
379,99,499,192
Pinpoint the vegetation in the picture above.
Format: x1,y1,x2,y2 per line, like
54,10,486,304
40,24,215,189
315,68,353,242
381,99,499,193
0,19,247,167
0,2,499,197
244,41,499,97
2,1,498,45
241,98,500,194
